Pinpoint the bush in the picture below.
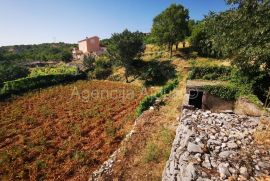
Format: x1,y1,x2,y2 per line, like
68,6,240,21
88,58,112,79
83,55,95,71
188,65,231,80
203,83,261,104
203,84,238,100
140,60,177,86
0,73,86,99
0,64,30,85
29,64,78,77
136,79,179,116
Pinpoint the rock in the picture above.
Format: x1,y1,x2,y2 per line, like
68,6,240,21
162,109,269,181
195,137,201,143
149,106,154,110
218,163,231,179
194,153,202,162
197,177,211,181
207,139,221,146
202,154,211,169
257,161,270,169
221,143,227,148
187,142,203,153
210,157,217,168
181,163,197,181
227,141,238,149
229,167,237,174
240,166,249,178
219,151,235,159
255,165,260,171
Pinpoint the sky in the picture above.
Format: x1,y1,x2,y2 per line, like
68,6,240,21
0,0,228,46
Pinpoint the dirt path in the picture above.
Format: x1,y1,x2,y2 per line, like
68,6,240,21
99,59,188,180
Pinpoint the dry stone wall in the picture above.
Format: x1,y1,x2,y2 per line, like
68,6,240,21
163,109,270,181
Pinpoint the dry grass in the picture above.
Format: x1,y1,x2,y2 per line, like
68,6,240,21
254,116,270,148
188,57,231,67
105,61,188,180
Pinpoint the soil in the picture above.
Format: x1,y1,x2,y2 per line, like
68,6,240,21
0,80,146,181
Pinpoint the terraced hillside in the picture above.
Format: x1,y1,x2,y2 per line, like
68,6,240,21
0,80,146,180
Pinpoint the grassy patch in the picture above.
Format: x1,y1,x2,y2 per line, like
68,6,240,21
143,142,160,163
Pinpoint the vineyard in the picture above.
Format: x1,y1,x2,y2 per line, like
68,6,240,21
0,80,146,180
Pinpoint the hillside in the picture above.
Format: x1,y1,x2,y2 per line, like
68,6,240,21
0,43,76,63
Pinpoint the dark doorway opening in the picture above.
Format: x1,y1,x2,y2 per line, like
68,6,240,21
188,91,203,109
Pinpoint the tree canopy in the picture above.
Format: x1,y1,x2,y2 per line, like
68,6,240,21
189,0,270,101
151,4,189,57
0,43,75,63
107,29,145,82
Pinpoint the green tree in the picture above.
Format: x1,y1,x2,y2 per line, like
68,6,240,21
0,63,30,85
190,20,222,58
107,29,145,82
83,55,95,72
151,4,189,57
205,0,270,101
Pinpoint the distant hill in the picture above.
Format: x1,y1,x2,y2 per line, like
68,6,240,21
0,43,77,63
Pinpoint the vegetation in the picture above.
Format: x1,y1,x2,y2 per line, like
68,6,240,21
0,43,75,63
29,64,78,77
189,21,222,58
0,80,145,180
107,29,145,82
90,57,112,79
83,55,96,71
203,84,239,101
140,60,177,86
136,78,179,116
0,73,86,99
0,63,29,86
188,0,270,103
203,83,261,105
151,4,189,57
188,65,231,80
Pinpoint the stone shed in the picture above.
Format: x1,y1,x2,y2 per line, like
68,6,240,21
184,80,234,112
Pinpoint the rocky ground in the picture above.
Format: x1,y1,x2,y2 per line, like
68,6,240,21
163,109,270,181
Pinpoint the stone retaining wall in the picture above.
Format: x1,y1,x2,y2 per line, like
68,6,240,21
162,109,270,181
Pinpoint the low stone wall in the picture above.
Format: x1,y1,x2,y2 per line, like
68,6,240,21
163,109,270,181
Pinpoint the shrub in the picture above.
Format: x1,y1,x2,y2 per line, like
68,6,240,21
83,55,95,71
0,63,30,85
203,83,261,104
188,65,231,80
29,64,78,77
143,142,159,163
136,95,157,116
136,79,179,116
203,84,238,100
89,58,112,79
0,73,86,99
140,60,177,86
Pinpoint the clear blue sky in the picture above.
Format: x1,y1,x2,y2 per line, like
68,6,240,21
0,0,228,46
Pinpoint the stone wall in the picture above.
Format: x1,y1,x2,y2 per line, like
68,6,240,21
162,109,270,181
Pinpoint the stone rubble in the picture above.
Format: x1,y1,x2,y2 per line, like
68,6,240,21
163,109,270,181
